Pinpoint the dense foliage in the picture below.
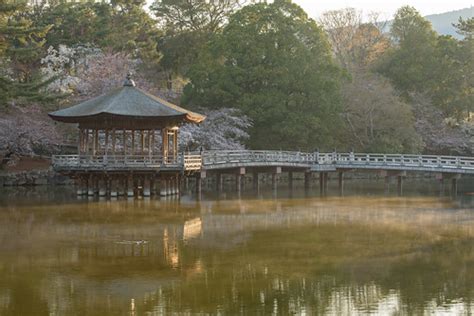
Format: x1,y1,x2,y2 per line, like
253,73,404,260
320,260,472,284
0,0,472,156
183,0,344,150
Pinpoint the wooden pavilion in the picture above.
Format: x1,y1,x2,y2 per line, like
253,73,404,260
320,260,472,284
49,74,205,197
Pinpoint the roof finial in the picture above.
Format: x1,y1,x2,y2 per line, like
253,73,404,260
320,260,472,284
123,72,136,87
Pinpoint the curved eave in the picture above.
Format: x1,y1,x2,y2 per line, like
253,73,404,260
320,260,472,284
48,112,206,125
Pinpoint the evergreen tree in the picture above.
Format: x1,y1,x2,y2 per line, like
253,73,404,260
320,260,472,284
183,0,344,150
1,1,53,106
377,6,438,94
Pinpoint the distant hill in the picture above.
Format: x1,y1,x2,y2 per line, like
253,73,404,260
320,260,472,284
382,7,473,39
425,7,473,38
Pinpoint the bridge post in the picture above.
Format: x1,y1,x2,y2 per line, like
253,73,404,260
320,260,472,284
235,168,245,193
77,176,87,196
150,176,156,196
196,171,205,196
397,175,403,196
272,167,281,191
160,176,167,196
288,171,293,190
319,173,324,196
216,173,223,192
184,176,189,191
168,177,174,195
252,172,259,191
127,175,134,197
235,174,241,194
304,171,311,190
170,177,176,195
451,178,458,197
435,173,445,196
118,176,126,196
87,174,94,196
338,171,344,196
143,176,151,197
319,172,328,196
110,176,118,197
325,173,329,193
174,173,181,195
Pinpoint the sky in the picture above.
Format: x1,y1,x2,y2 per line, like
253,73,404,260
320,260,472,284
292,0,473,20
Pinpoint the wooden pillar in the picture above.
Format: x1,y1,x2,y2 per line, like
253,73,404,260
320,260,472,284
131,130,135,155
173,129,178,163
324,173,329,193
168,177,174,195
288,171,293,190
94,129,99,156
127,175,134,197
319,173,324,195
272,167,281,192
147,130,152,155
98,176,107,197
236,174,242,193
319,172,328,196
176,174,180,196
140,130,144,155
112,129,116,155
304,171,311,191
216,173,223,192
253,172,259,191
150,176,156,196
76,176,84,195
91,130,96,155
160,177,167,196
338,172,344,196
78,128,83,155
151,130,155,155
236,167,245,192
123,130,127,155
143,176,151,197
384,176,390,193
397,176,403,196
196,175,202,196
451,177,458,197
104,129,109,156
110,177,118,198
162,128,168,164
84,129,89,154
87,174,94,196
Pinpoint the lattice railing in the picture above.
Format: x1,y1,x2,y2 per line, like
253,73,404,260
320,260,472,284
51,151,474,173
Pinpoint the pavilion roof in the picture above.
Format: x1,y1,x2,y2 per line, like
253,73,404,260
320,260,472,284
48,75,205,126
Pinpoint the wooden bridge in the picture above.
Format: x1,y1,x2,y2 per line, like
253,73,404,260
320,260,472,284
52,150,473,197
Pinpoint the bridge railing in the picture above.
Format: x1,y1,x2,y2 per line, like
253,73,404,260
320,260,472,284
202,150,316,166
329,153,474,170
52,151,474,173
201,151,474,172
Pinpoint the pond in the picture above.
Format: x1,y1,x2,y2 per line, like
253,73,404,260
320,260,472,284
0,179,473,315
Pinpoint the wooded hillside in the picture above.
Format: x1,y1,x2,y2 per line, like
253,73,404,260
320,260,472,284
0,0,472,164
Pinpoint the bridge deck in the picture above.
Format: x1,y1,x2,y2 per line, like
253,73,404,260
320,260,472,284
51,151,474,175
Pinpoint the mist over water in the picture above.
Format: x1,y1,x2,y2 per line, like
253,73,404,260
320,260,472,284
0,179,473,315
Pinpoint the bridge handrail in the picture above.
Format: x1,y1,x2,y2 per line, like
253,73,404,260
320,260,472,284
51,151,474,173
201,150,474,170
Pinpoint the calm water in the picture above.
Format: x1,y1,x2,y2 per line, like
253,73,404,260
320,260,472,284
0,179,473,315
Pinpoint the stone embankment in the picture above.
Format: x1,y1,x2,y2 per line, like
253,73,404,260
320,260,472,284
0,169,72,186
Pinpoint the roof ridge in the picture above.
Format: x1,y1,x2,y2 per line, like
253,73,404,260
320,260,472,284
101,87,126,114
136,87,188,114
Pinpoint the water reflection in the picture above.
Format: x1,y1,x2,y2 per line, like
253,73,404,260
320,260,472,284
0,182,473,315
